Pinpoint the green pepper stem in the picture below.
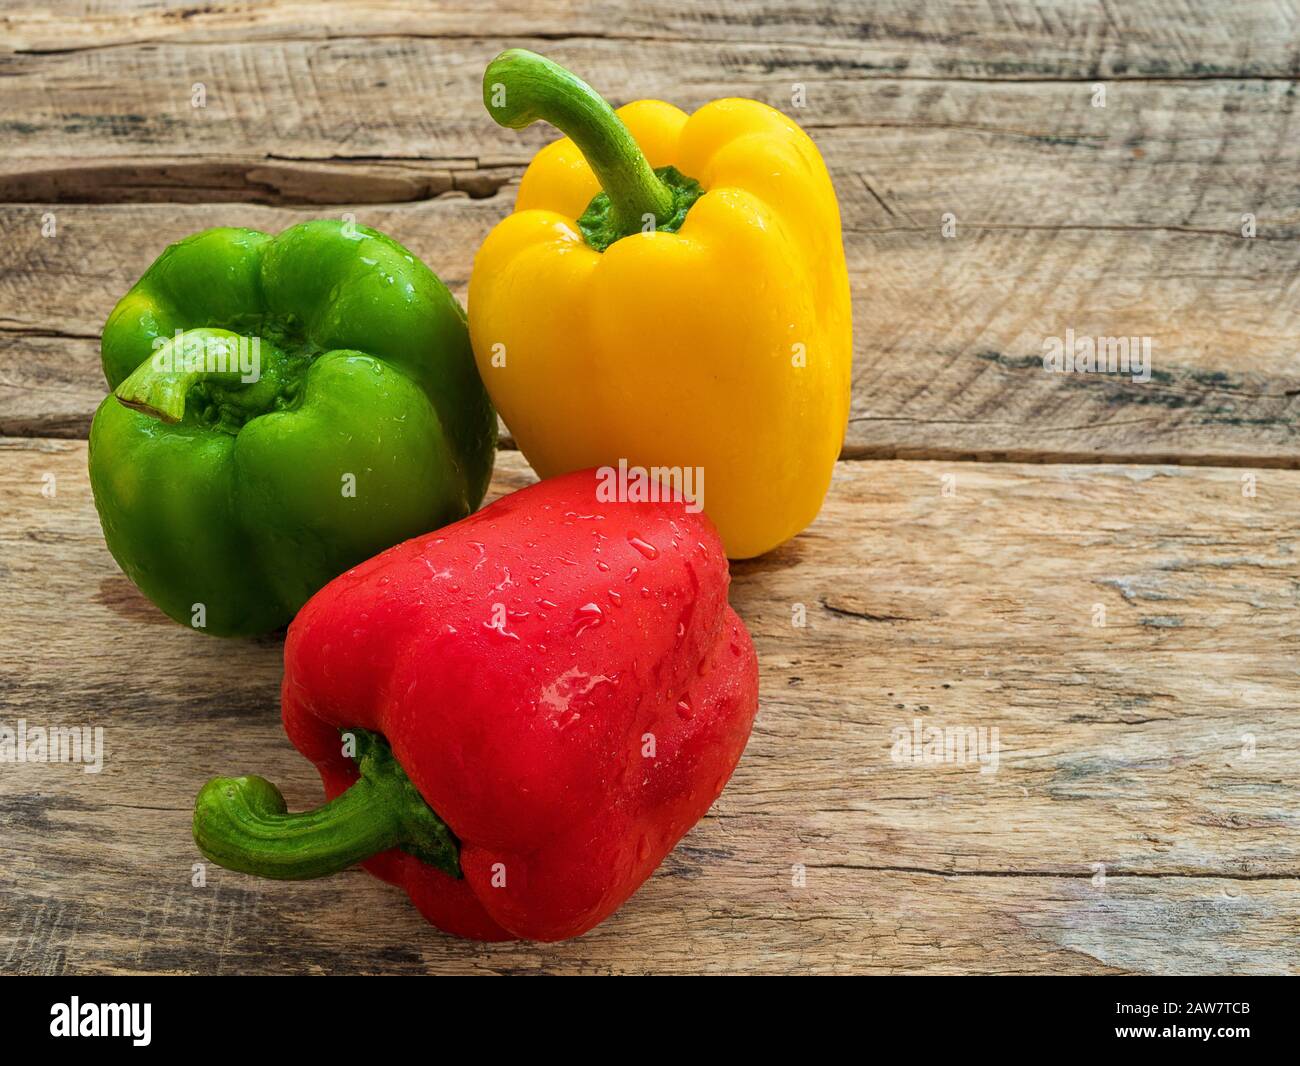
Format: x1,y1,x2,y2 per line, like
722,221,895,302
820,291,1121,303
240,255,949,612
114,328,255,423
193,729,461,880
483,49,675,241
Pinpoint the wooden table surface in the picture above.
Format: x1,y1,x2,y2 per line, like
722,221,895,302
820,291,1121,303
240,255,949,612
1,2,1297,975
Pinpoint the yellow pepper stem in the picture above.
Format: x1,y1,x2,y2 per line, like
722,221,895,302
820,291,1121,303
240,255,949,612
483,49,676,242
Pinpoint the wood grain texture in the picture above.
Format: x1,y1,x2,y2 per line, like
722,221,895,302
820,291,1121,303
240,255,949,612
2,441,1296,975
2,0,1298,979
3,0,1297,76
0,6,1297,462
4,205,1299,461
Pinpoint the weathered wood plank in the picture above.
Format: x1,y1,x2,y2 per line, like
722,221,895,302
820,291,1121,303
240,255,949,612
3,199,1297,462
1,24,1297,458
2,440,1296,973
3,38,1298,218
3,0,1297,78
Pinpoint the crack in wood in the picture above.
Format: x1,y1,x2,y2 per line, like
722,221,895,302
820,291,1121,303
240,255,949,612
821,864,1300,881
0,159,520,206
6,33,1298,87
838,442,1300,470
821,600,917,623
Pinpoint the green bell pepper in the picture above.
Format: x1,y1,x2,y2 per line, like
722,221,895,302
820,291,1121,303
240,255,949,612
88,220,496,637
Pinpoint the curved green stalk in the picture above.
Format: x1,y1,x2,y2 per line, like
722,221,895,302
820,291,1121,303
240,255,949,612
483,49,701,250
193,729,460,880
115,328,260,423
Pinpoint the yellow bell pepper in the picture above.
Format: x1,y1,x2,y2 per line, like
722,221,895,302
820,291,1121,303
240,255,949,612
469,50,851,558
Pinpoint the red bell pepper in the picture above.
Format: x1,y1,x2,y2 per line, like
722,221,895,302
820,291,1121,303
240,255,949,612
193,468,759,941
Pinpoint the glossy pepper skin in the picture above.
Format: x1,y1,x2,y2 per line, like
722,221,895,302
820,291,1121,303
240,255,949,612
469,51,852,559
193,468,759,941
88,220,496,637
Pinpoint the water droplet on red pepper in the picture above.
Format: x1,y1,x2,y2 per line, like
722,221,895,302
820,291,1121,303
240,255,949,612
627,533,659,559
483,620,520,641
572,602,604,635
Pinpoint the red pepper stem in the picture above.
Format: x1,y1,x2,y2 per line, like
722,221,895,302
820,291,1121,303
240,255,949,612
193,729,461,880
483,49,675,241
